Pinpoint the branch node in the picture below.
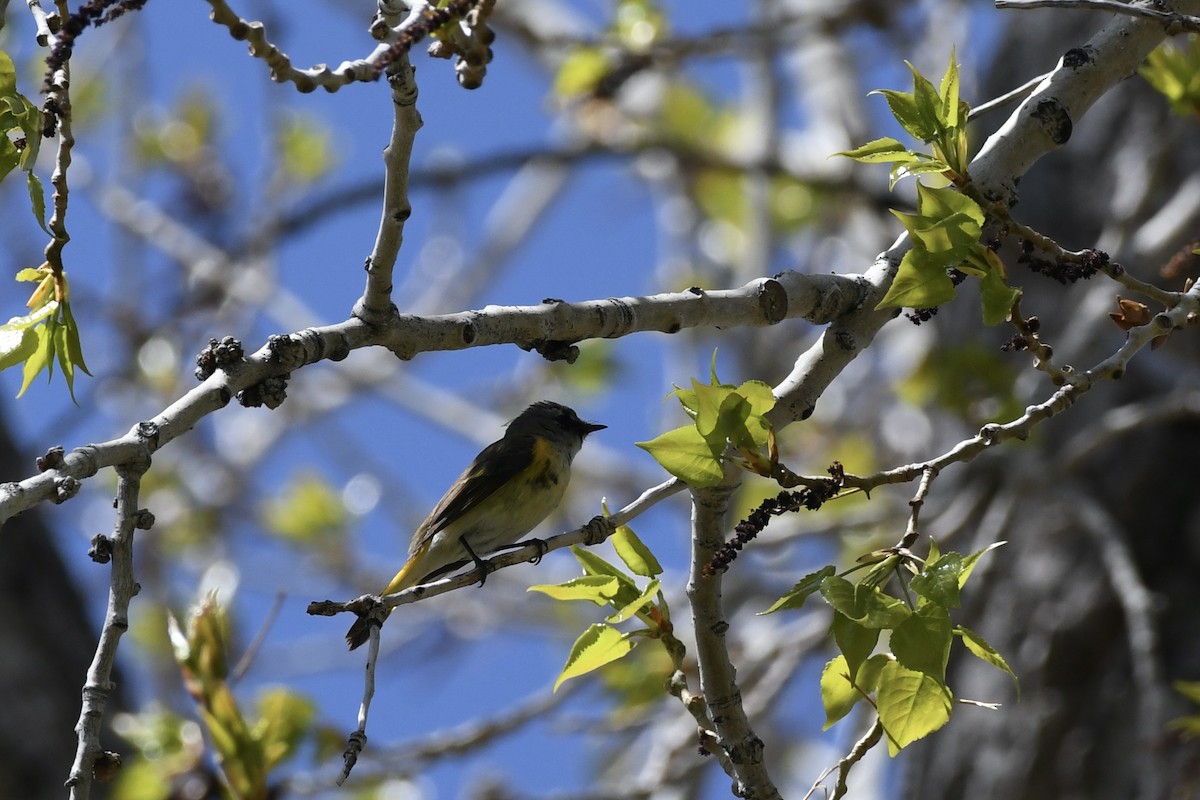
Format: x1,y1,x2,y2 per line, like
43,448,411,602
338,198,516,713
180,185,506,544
36,446,65,472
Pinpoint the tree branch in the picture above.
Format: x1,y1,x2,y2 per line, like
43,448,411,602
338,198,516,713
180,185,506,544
65,453,152,799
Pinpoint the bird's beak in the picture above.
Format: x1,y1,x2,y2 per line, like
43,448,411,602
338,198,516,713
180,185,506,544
582,421,606,435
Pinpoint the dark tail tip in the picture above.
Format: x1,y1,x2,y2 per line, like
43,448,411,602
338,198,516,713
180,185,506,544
345,618,371,650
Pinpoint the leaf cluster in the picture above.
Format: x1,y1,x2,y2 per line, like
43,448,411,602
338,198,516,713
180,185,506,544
169,595,315,799
2,267,90,400
635,358,776,488
764,540,1015,756
838,51,1020,325
0,50,49,234
528,520,671,691
1140,36,1200,117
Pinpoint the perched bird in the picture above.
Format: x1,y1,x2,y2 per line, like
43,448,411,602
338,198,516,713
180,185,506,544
346,401,605,649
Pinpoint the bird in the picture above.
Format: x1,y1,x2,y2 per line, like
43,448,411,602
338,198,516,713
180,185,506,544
346,400,605,649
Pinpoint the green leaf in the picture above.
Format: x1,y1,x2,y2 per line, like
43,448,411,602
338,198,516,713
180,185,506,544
979,266,1021,326
906,61,943,139
570,546,643,608
605,578,660,623
856,653,890,693
14,267,43,282
959,541,1006,588
528,575,621,605
832,610,879,679
26,171,49,234
875,247,957,311
836,137,916,163
819,654,860,730
636,423,724,487
891,604,952,681
611,523,663,577
0,325,36,371
554,623,636,691
253,688,314,770
52,311,77,403
0,51,15,96
820,576,911,629
553,47,611,99
888,158,953,189
1175,680,1200,706
871,88,936,142
939,49,961,130
910,553,962,608
760,565,836,614
17,319,55,397
917,182,984,227
60,301,90,376
260,472,346,544
876,660,953,755
955,625,1019,696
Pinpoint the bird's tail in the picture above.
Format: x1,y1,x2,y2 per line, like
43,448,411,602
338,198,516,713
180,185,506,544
345,546,428,650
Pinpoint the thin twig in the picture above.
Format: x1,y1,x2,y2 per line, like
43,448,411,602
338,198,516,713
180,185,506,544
230,591,286,683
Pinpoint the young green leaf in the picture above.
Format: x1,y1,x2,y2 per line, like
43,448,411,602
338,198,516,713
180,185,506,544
979,267,1021,326
61,301,91,376
27,171,49,234
906,61,943,139
605,578,660,624
910,553,962,608
17,320,54,397
528,575,622,605
636,424,724,487
955,625,1019,696
0,325,36,371
820,576,912,629
891,604,952,681
611,523,663,578
554,623,636,691
959,541,1006,588
875,248,957,311
939,50,961,130
875,660,953,755
855,653,890,694
570,546,643,608
819,654,860,730
836,137,915,164
832,610,880,679
760,565,836,614
871,88,936,143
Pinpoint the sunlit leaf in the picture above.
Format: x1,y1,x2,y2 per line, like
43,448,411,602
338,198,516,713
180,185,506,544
554,623,636,691
636,423,724,487
876,660,953,755
528,575,621,605
611,522,663,578
819,654,860,730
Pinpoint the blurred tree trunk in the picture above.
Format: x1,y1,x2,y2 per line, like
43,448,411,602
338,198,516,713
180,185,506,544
0,409,113,800
903,12,1200,800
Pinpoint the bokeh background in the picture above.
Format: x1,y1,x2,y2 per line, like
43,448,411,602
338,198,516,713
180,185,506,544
3,1,1200,798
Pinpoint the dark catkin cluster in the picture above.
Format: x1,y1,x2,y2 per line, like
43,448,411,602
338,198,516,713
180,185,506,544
194,336,245,381
1019,241,1105,284
704,463,846,576
42,0,150,96
1001,314,1040,352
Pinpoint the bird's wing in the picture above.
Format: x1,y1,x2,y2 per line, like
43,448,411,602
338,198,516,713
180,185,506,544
415,433,536,546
